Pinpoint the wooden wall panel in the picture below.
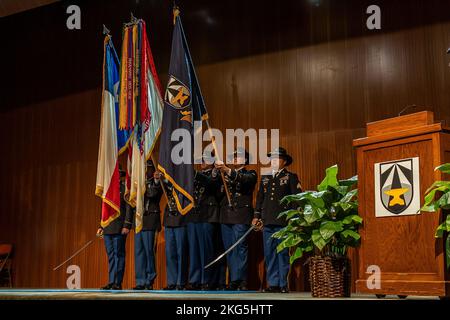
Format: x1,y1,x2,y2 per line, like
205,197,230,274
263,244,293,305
2,0,450,290
0,0,58,17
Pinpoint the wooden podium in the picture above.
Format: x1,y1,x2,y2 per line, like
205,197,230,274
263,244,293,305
353,111,450,297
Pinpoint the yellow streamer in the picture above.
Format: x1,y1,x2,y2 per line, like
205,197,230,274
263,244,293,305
119,27,129,129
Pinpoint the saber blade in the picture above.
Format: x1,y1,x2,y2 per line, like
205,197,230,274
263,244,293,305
204,224,255,269
53,239,95,271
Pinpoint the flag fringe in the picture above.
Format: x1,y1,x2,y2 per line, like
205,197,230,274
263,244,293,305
157,164,194,215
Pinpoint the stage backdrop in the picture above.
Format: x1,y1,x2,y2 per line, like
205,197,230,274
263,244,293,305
1,0,450,290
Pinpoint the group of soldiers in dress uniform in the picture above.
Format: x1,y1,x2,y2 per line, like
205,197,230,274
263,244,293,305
97,147,301,293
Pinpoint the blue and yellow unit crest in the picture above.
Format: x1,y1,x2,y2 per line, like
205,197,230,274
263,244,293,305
166,76,191,109
165,76,192,124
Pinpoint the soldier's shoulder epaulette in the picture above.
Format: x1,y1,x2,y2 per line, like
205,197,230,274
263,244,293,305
284,169,297,177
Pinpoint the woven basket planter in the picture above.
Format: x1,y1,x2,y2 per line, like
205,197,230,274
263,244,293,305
308,255,351,298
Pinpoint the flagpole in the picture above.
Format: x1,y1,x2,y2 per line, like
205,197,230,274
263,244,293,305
204,118,233,208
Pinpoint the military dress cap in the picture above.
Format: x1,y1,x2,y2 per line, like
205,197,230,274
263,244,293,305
147,160,155,167
267,147,293,166
231,147,250,165
194,151,215,165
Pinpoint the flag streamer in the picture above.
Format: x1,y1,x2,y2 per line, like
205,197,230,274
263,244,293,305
119,18,164,233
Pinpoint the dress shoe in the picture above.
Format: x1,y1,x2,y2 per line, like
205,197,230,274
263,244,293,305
216,284,227,291
263,286,280,293
163,285,177,290
112,284,122,290
200,284,214,291
185,283,201,290
238,281,248,291
280,287,289,293
100,283,114,290
226,281,240,291
133,285,146,290
176,285,185,290
145,284,153,290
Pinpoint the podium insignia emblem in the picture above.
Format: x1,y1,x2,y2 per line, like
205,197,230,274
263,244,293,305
374,157,421,217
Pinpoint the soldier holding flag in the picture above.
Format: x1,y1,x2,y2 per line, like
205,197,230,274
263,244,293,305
215,148,257,291
186,153,222,290
130,160,163,290
95,31,132,291
162,178,188,290
157,7,213,290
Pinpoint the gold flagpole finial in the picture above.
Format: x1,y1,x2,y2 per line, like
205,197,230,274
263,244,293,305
173,5,180,25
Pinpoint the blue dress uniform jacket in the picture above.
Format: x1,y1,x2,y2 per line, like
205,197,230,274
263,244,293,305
142,178,163,231
191,169,221,223
255,168,302,226
163,181,187,227
220,168,258,225
127,178,163,231
103,181,133,234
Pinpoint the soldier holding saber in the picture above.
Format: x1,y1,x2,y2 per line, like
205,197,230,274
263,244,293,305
97,168,133,290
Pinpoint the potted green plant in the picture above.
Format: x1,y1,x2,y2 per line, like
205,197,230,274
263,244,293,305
420,164,450,269
273,164,362,298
